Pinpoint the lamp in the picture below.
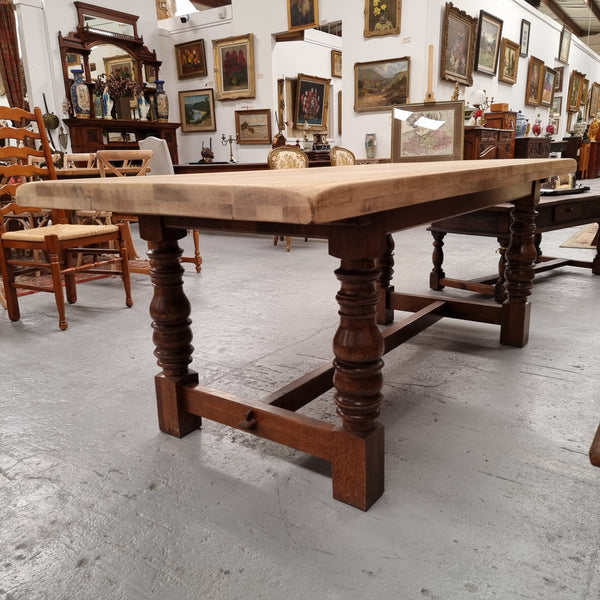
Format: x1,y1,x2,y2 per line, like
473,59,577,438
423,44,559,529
469,89,493,126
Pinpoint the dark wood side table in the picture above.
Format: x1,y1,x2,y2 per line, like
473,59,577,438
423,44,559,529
514,137,552,158
463,127,514,159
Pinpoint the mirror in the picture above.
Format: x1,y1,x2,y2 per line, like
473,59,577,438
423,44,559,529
89,44,135,82
82,13,135,38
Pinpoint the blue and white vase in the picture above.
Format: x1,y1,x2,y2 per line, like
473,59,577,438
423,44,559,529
70,69,90,119
155,80,169,123
102,86,114,120
515,110,528,138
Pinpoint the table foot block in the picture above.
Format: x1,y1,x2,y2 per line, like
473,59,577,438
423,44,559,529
589,424,600,467
155,372,202,437
331,423,384,511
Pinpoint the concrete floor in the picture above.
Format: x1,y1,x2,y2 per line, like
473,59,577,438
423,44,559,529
2,210,600,599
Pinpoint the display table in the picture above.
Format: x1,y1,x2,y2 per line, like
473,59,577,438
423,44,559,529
429,186,600,302
17,158,574,510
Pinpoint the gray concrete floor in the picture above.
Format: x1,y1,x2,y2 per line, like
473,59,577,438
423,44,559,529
2,209,600,600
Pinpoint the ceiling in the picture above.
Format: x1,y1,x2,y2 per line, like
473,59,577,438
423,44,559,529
537,0,600,46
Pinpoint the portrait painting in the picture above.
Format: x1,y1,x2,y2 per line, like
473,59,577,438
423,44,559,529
440,2,477,87
287,0,319,31
540,67,556,107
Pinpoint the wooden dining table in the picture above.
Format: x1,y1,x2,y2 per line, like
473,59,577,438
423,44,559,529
17,158,576,510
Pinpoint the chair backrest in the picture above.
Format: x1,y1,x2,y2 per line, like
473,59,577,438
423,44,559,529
95,149,153,177
0,105,57,202
330,146,356,166
64,152,96,168
267,146,309,170
138,136,174,175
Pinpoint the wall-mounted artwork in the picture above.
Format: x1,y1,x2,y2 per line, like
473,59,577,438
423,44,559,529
498,38,520,85
235,109,272,144
104,55,134,79
331,50,342,78
559,27,571,64
287,0,319,31
354,56,410,112
567,70,585,112
519,19,530,57
175,39,207,80
525,56,544,106
364,0,401,38
440,2,477,86
294,73,330,130
540,67,557,107
213,34,255,100
475,10,503,75
179,88,216,132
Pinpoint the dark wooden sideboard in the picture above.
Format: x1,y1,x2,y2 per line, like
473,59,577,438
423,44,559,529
65,118,181,165
463,126,514,159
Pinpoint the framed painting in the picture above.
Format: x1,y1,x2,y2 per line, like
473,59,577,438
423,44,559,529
213,33,255,100
175,39,207,80
590,82,600,117
391,100,464,163
525,56,544,106
475,10,503,75
559,27,571,64
581,78,590,107
551,95,562,117
144,64,157,84
555,66,564,92
294,73,330,130
66,52,81,68
104,55,135,79
354,56,410,112
364,0,401,38
540,67,556,107
567,70,585,112
331,50,342,78
178,88,216,132
235,109,272,144
498,38,520,85
440,2,477,86
520,19,530,57
567,111,575,133
287,0,319,32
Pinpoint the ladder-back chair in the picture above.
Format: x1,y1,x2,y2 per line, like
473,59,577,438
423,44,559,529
0,106,133,329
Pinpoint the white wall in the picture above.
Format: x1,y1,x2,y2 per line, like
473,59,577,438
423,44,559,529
10,0,600,163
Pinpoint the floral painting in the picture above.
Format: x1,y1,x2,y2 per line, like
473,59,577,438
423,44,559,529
364,0,401,37
175,39,207,80
213,34,256,100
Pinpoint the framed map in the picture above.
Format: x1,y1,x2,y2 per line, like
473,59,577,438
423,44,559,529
391,101,464,162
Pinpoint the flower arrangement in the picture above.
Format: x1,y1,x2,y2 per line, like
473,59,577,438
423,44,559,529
104,71,141,98
372,0,388,18
92,74,106,96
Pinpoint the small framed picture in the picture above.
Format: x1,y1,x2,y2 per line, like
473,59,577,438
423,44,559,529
212,33,255,101
175,39,207,80
364,0,401,38
331,50,342,78
520,19,530,58
354,56,410,112
567,70,585,112
589,83,600,117
235,109,272,145
475,10,503,75
551,95,562,117
498,38,520,85
555,66,564,93
540,67,557,107
559,26,571,64
178,88,216,132
525,56,544,106
295,72,330,130
287,0,319,32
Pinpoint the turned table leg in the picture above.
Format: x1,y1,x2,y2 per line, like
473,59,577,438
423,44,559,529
330,257,385,510
429,230,446,291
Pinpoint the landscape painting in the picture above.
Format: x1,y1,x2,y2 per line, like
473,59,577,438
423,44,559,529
179,89,216,132
354,56,410,112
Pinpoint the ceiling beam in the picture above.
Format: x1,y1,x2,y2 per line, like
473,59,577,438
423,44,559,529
541,0,585,37
588,0,600,27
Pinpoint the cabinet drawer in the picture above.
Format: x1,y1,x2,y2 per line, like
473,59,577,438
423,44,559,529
480,130,498,142
554,203,583,222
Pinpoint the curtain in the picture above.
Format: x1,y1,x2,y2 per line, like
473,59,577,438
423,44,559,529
0,0,26,109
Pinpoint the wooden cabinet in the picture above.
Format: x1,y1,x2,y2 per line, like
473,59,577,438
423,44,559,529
514,137,552,158
463,127,514,160
65,118,181,164
484,110,517,157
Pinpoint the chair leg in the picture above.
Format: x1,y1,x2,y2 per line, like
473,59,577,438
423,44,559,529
118,224,134,308
64,250,77,304
273,235,279,246
0,243,21,321
192,229,202,272
286,236,291,252
45,235,68,330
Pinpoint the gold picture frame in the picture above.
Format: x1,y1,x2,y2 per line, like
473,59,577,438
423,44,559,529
440,2,477,87
235,109,272,145
212,33,255,101
498,38,520,85
559,26,571,64
287,0,319,32
104,54,135,80
391,100,464,162
475,10,503,75
567,70,585,112
364,0,401,38
525,56,544,106
331,50,342,78
175,39,207,80
540,67,557,107
179,88,216,133
354,56,410,112
294,73,330,131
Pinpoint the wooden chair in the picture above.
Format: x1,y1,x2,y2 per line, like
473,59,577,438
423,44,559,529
139,136,202,272
267,146,309,252
329,146,356,166
64,152,97,168
0,105,133,329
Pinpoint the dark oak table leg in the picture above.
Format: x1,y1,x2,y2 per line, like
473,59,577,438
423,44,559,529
429,230,446,291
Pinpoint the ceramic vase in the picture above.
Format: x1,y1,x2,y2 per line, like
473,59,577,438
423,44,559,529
102,87,114,120
365,133,376,159
532,115,542,137
515,110,528,138
70,69,90,119
155,80,169,123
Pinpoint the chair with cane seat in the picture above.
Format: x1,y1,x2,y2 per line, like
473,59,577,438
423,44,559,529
267,146,309,252
0,105,133,329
